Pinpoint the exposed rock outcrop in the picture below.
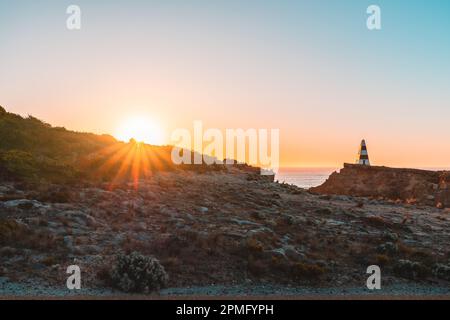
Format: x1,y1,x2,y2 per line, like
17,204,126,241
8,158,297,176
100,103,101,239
311,163,450,208
2,167,450,292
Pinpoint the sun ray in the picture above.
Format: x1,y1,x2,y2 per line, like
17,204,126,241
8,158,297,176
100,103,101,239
131,143,142,189
78,116,174,189
97,144,134,177
109,144,139,188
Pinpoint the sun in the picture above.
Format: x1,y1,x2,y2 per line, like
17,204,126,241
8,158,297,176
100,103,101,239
115,116,164,145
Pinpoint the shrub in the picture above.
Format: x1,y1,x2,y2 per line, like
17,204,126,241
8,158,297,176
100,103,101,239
0,150,39,179
0,218,59,251
397,243,416,256
0,219,25,243
110,252,168,293
393,259,430,279
377,242,398,255
292,262,326,279
364,216,387,228
41,255,58,266
432,264,450,281
375,254,390,266
37,187,73,203
246,238,264,253
247,256,267,276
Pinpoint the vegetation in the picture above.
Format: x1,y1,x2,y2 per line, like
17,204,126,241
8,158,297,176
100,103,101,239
0,106,175,183
0,106,237,184
0,218,60,251
109,252,168,293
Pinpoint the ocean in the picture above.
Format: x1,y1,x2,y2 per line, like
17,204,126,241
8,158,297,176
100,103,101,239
275,167,338,189
276,166,450,189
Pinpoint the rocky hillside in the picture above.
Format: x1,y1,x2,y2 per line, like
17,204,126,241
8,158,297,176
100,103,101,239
1,168,450,295
1,108,450,296
0,106,230,184
311,163,450,209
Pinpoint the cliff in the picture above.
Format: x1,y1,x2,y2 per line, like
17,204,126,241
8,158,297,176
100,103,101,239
311,163,450,208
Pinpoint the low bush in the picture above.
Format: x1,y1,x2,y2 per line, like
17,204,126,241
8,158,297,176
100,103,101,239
0,218,59,251
292,262,326,279
393,259,430,279
109,252,168,293
432,264,450,281
374,254,390,266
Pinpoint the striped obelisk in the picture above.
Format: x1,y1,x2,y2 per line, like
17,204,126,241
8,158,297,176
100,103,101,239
357,139,370,165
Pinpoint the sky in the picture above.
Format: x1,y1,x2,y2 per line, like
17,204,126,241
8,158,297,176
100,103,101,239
1,0,449,168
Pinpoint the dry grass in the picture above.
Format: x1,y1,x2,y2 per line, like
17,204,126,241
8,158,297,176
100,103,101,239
292,262,326,279
0,218,61,252
374,254,390,266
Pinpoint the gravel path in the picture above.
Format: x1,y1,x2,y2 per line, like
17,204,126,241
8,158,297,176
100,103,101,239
1,277,449,299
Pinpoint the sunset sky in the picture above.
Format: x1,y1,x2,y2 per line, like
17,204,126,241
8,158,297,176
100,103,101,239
1,0,449,168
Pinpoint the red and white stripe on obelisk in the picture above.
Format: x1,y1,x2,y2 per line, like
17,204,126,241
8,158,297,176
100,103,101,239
357,139,370,165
